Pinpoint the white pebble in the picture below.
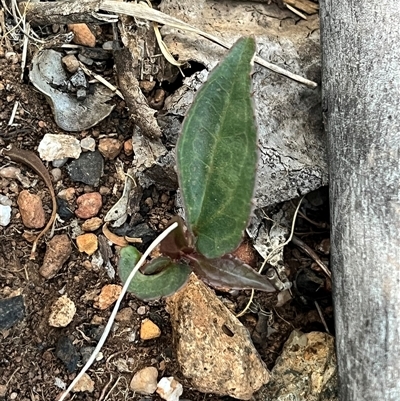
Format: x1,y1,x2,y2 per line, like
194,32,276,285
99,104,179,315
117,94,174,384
81,137,96,152
38,133,81,161
157,377,183,401
0,194,12,206
0,205,11,226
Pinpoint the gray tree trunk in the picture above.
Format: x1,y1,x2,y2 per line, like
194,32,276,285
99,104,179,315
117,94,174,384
320,1,400,400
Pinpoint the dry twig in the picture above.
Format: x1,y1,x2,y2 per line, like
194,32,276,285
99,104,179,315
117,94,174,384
291,235,332,279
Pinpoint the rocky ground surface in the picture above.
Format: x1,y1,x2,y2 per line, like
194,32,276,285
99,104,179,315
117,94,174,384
0,1,335,401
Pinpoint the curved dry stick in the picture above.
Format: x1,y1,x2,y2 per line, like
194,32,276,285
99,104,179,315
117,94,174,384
1,145,57,259
291,234,332,279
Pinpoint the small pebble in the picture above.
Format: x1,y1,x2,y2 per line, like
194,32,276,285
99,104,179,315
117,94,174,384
51,168,62,182
57,198,75,221
91,315,104,325
76,233,98,255
67,150,104,186
140,319,161,340
72,373,95,393
75,192,102,219
81,137,96,152
0,204,11,226
0,384,7,398
115,307,134,322
68,23,96,47
56,336,79,372
5,52,18,63
0,166,20,179
124,139,133,156
82,260,92,270
9,392,17,400
17,190,46,228
76,88,87,101
70,69,87,89
80,346,96,365
139,80,156,93
0,194,12,206
157,377,183,401
78,54,94,66
0,295,25,330
62,54,80,73
94,284,122,310
130,367,158,395
40,234,72,279
102,41,116,50
48,295,76,327
137,305,147,315
58,188,76,201
38,134,81,161
99,186,110,196
42,350,53,362
82,217,102,232
98,138,123,160
52,157,69,168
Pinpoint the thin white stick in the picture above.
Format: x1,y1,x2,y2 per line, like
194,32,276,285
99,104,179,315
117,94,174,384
8,101,19,125
79,62,125,100
57,222,178,401
20,21,29,81
285,3,307,20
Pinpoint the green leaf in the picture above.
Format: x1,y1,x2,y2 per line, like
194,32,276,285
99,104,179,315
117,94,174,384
118,247,191,301
188,253,276,292
177,37,257,259
141,257,173,274
119,245,142,267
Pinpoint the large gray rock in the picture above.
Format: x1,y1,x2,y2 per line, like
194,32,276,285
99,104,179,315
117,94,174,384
151,0,327,207
256,330,338,401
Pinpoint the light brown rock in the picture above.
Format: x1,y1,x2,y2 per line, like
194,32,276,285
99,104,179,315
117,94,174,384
68,24,96,47
58,187,76,202
166,274,269,400
82,260,93,270
48,295,76,327
76,233,98,255
140,319,161,340
124,139,133,156
0,166,20,179
82,217,102,232
17,190,46,228
232,240,257,267
62,54,80,73
72,373,95,393
115,307,134,322
257,330,338,401
0,384,7,398
98,138,123,160
40,234,72,279
130,367,158,394
139,80,156,93
75,192,102,219
94,284,122,310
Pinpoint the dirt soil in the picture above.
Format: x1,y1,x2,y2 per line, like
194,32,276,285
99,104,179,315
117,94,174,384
0,5,332,401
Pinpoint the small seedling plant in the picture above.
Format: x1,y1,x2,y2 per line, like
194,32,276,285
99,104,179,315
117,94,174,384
58,37,277,401
119,37,276,300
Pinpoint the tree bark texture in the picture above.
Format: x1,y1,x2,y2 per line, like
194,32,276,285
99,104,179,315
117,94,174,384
320,1,400,400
